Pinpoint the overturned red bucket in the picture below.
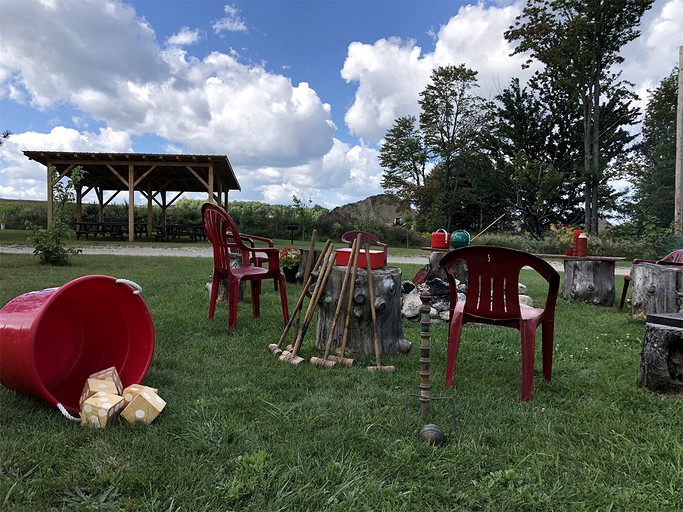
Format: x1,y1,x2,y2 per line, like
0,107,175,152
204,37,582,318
0,275,155,413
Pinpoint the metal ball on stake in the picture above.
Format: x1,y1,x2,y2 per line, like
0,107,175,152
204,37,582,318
402,289,456,443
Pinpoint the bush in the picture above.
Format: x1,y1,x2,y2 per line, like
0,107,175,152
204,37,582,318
27,217,77,265
27,166,83,266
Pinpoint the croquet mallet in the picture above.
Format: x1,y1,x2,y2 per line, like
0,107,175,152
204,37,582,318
290,229,318,344
280,244,336,365
310,236,359,368
365,243,395,373
326,233,362,367
267,239,331,356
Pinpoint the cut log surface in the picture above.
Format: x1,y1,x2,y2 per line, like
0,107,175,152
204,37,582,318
314,265,411,356
562,259,615,306
639,322,683,392
631,263,683,320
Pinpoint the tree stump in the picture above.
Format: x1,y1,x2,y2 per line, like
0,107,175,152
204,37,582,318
297,249,323,283
215,254,244,301
562,259,615,306
639,314,683,393
314,265,411,356
428,251,449,281
630,263,683,320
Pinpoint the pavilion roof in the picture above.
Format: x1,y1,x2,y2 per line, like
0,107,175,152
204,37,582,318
23,151,241,193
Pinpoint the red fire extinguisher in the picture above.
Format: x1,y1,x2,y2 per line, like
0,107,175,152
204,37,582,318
576,233,588,257
572,229,582,256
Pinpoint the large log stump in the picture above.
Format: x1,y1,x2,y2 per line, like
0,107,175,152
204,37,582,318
297,249,323,283
314,265,411,356
425,250,467,283
639,314,683,393
562,259,615,306
630,263,683,320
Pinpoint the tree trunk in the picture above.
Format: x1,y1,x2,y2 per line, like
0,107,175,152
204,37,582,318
631,263,683,320
314,265,411,356
639,319,683,393
562,259,615,306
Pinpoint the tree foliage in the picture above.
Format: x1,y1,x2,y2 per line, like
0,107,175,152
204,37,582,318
379,116,427,212
419,65,488,230
505,0,654,233
28,166,85,265
628,68,679,228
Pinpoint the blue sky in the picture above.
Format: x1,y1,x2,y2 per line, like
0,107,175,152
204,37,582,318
1,0,681,209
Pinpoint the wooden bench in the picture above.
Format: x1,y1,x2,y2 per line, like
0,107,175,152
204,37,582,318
155,224,205,242
75,221,126,240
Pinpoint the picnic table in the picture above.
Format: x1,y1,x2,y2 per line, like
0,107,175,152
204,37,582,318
75,221,126,240
154,224,206,242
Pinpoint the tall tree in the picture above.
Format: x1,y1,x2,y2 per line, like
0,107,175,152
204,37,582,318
629,68,679,227
418,64,488,231
483,78,576,237
378,116,427,212
505,0,654,233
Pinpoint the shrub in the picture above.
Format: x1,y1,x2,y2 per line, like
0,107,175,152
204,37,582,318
27,166,83,265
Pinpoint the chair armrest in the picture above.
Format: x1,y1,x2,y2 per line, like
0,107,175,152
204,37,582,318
632,258,656,265
241,233,274,247
244,246,280,268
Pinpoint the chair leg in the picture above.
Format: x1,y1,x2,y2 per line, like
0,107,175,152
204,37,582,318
277,273,289,326
618,276,630,310
250,280,262,318
541,319,554,383
228,277,240,330
208,271,220,320
444,313,464,389
520,324,536,401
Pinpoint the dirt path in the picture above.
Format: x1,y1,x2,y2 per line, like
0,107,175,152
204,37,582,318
0,243,630,275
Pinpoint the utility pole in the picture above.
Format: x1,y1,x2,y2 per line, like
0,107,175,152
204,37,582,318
675,46,683,236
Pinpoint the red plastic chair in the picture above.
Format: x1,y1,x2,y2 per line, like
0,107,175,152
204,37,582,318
439,246,560,401
341,231,388,267
202,202,289,330
238,233,279,291
619,249,683,310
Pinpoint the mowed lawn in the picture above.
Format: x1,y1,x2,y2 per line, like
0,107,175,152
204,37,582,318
0,251,682,511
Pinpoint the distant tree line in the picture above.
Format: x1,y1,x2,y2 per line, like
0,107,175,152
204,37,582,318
379,0,675,242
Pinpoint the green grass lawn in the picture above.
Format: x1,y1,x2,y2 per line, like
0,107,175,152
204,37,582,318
0,252,681,511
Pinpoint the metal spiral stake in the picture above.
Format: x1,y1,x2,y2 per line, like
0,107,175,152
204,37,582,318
402,289,456,440
419,290,432,419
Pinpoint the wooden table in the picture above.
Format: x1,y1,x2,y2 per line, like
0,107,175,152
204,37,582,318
75,221,126,240
155,224,205,242
536,254,626,307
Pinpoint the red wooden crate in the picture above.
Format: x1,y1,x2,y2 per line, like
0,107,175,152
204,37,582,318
335,248,384,269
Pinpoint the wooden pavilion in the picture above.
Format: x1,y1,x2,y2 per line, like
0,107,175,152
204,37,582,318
23,151,241,241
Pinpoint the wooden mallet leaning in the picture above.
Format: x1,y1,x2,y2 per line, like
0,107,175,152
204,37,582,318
326,233,362,367
279,244,336,365
310,237,360,368
267,239,331,357
365,243,395,373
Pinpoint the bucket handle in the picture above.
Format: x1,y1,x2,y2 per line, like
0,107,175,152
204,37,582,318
115,278,142,295
57,403,81,422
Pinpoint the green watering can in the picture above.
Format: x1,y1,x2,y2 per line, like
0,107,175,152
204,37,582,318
450,230,470,249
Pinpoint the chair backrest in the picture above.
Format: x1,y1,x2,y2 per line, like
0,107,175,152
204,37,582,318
342,230,388,264
439,246,560,321
659,249,683,264
341,230,382,247
202,202,250,271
